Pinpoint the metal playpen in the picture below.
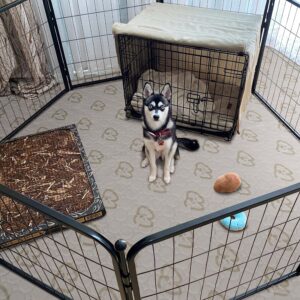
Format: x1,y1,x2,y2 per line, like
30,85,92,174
0,0,299,299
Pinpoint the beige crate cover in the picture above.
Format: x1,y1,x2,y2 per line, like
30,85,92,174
112,3,262,129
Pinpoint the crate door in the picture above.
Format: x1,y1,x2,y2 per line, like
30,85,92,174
253,0,300,139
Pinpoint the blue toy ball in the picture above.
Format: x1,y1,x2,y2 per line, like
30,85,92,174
220,212,247,231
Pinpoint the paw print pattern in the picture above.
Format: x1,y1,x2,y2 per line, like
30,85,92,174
16,248,41,268
102,128,118,141
203,139,219,153
116,108,126,120
0,285,9,300
36,127,48,133
52,109,67,120
238,179,251,195
241,129,258,142
88,150,104,164
115,161,134,179
276,140,295,155
102,189,119,209
91,100,105,111
157,266,182,295
68,92,82,103
262,267,290,297
148,178,167,193
177,231,193,249
237,151,255,167
104,85,117,95
184,191,205,211
130,138,144,152
77,118,92,130
215,246,240,273
194,162,213,179
274,164,294,182
246,111,262,122
11,117,24,128
271,196,294,213
133,206,154,228
206,289,225,300
98,288,119,300
50,263,79,293
267,227,291,250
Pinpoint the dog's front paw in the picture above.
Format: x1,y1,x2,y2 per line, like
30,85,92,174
141,158,149,168
149,175,156,182
164,175,171,184
170,164,175,174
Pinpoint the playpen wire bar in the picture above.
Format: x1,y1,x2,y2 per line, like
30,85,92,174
0,0,67,142
0,0,27,13
1,0,298,143
1,182,300,299
127,182,300,300
1,1,300,298
157,0,300,140
0,184,127,300
253,0,300,139
252,0,275,91
0,0,154,142
51,0,155,88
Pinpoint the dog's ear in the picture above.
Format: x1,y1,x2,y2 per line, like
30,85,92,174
143,82,153,99
161,83,172,101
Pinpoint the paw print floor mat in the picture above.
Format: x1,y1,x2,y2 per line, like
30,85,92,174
0,124,105,246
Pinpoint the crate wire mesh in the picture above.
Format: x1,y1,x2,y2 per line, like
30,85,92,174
119,35,249,139
254,0,300,138
127,185,300,300
0,0,66,141
0,185,123,300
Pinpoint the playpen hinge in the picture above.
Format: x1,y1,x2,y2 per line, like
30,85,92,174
115,240,134,300
43,0,72,91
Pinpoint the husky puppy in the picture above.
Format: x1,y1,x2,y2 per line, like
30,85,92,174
141,82,199,184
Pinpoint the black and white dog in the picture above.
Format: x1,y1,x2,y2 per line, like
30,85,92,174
141,82,199,184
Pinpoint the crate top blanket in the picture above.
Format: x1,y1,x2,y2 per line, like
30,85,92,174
112,3,262,59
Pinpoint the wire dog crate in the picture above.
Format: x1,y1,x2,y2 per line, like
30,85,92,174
113,2,263,140
118,35,249,140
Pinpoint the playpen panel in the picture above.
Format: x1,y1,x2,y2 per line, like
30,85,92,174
128,184,300,300
52,0,156,87
254,0,300,138
0,0,66,142
0,185,124,300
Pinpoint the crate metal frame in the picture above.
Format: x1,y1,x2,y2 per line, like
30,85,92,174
118,34,249,140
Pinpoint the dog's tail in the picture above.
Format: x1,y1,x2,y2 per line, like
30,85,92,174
177,138,199,151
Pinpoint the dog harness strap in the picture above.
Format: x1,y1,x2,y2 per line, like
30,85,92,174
143,128,172,145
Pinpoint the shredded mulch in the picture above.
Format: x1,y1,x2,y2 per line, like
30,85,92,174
0,125,104,244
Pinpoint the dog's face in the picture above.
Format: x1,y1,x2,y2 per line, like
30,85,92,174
143,83,171,130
